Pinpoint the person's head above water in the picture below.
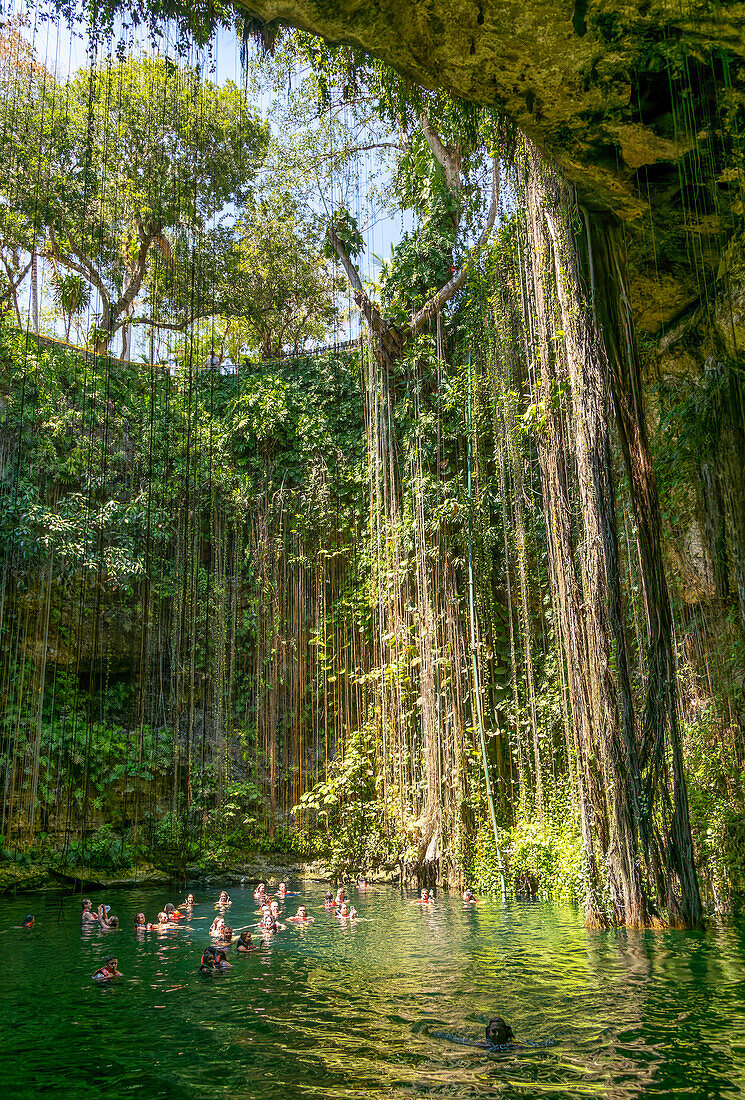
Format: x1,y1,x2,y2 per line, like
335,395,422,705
485,1017,514,1046
23,914,34,928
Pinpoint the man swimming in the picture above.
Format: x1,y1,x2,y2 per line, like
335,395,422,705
288,905,313,923
462,888,478,904
443,1016,519,1051
215,924,234,947
485,1018,514,1045
92,956,122,981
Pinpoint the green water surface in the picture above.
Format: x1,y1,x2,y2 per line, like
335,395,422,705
1,885,744,1098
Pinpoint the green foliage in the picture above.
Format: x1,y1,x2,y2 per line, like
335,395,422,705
324,208,364,260
55,824,133,873
683,703,745,909
294,729,397,878
141,807,205,876
472,806,585,905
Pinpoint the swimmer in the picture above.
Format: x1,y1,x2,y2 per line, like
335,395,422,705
335,887,345,906
107,915,120,929
270,900,281,921
200,947,216,972
253,882,266,900
181,894,196,909
258,906,280,934
277,882,287,897
92,955,121,981
288,905,313,923
336,903,357,920
97,904,112,927
215,924,234,947
473,1017,518,1048
209,916,225,937
236,930,256,953
164,903,182,923
134,913,147,930
217,890,231,907
357,877,368,889
324,892,335,909
22,914,34,929
462,888,477,904
201,945,231,969
81,899,103,926
213,949,233,970
443,1016,520,1051
418,889,434,904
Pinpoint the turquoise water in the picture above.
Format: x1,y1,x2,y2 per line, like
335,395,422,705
2,885,745,1098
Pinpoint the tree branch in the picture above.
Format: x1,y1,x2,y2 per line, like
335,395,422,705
409,156,500,337
45,229,112,317
113,225,158,321
419,111,462,195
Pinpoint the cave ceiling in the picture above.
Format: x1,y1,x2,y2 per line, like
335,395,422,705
232,0,745,332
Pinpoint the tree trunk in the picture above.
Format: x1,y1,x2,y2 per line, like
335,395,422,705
587,216,703,929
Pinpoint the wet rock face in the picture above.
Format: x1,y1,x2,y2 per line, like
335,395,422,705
234,0,744,331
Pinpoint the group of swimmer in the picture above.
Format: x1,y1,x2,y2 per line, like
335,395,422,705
80,877,480,981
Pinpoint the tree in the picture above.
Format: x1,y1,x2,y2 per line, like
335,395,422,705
227,197,341,359
49,271,91,341
0,52,268,352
